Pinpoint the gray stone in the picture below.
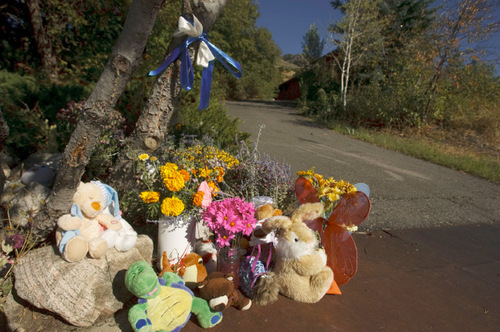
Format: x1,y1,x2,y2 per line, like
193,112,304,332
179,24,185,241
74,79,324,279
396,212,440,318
21,165,56,187
0,181,50,227
4,234,153,329
21,152,62,174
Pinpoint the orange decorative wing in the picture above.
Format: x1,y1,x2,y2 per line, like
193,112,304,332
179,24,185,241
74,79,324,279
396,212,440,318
294,177,319,204
295,176,371,288
322,224,358,285
327,191,371,228
323,192,371,285
303,218,325,237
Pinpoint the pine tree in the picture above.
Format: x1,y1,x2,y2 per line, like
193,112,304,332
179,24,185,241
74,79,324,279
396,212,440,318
302,23,325,62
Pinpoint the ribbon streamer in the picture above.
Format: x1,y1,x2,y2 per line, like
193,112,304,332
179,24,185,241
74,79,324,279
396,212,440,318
149,15,242,110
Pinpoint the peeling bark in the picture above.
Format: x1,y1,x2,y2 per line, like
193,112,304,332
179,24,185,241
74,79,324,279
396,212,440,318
107,0,228,195
35,0,165,239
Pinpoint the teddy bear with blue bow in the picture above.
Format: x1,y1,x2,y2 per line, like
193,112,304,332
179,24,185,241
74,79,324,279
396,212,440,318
55,181,137,262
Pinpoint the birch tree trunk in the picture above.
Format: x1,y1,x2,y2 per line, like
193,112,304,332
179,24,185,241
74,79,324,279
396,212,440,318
107,0,228,195
26,0,58,82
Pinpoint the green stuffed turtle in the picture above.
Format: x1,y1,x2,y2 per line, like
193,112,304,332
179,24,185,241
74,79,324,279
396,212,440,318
125,261,222,331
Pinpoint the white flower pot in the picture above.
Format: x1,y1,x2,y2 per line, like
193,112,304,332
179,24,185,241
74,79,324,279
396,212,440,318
157,215,196,270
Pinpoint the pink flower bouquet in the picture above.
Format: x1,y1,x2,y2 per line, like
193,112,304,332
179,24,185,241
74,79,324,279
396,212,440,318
201,197,258,248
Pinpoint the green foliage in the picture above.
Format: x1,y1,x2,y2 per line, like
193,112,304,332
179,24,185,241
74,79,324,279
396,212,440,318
434,62,500,140
302,23,325,62
0,71,51,159
0,70,87,160
209,0,282,100
173,84,250,152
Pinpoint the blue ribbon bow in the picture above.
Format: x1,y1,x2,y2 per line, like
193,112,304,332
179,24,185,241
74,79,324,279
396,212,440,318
149,31,241,110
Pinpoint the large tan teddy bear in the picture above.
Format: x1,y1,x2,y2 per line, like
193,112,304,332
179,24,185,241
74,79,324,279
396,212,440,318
253,203,334,304
55,181,123,262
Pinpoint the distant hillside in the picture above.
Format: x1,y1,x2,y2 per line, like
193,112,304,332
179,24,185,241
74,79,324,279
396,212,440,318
278,54,307,82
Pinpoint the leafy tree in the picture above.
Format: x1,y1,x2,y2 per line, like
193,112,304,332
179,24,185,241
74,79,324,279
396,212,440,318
1,0,129,83
302,23,325,62
423,0,500,118
209,0,282,99
329,0,385,107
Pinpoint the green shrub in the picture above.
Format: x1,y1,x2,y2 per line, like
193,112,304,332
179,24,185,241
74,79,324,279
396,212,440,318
0,71,48,160
0,70,88,160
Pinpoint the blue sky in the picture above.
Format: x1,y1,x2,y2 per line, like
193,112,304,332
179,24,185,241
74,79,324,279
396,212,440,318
255,0,500,74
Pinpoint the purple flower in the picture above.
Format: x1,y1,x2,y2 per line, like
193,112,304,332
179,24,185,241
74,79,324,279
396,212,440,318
7,233,24,250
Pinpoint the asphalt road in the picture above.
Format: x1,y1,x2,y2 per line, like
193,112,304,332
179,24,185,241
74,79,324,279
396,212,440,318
225,100,500,232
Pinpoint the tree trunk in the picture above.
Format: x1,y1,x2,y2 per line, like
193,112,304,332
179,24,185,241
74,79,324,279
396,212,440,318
33,0,165,239
0,109,8,200
26,0,58,82
107,0,229,195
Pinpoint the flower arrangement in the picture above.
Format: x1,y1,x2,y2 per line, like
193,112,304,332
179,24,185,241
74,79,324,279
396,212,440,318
297,167,357,219
201,197,257,248
136,143,239,221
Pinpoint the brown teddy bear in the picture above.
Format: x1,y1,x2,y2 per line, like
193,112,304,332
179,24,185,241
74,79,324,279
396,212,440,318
159,251,208,289
197,272,252,312
253,203,334,305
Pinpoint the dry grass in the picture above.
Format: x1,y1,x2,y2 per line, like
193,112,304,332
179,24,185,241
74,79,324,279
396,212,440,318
329,122,500,183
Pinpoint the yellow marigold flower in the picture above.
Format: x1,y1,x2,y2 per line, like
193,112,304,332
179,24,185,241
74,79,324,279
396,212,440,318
193,191,205,207
179,169,190,182
161,196,184,217
139,191,160,203
150,156,158,162
161,162,178,172
160,164,185,192
207,181,219,197
138,153,149,160
163,172,185,192
198,167,212,178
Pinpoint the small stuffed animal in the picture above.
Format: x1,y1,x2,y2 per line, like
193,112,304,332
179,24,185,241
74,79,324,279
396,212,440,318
253,203,334,305
197,272,252,312
96,180,138,252
125,261,222,331
159,252,208,289
194,240,218,274
55,181,123,262
250,196,283,246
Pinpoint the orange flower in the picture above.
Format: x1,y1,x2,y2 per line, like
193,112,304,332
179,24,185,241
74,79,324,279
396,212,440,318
193,191,205,207
179,169,190,182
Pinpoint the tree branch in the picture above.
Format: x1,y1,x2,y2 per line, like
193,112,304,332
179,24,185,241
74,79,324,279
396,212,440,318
107,0,228,195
